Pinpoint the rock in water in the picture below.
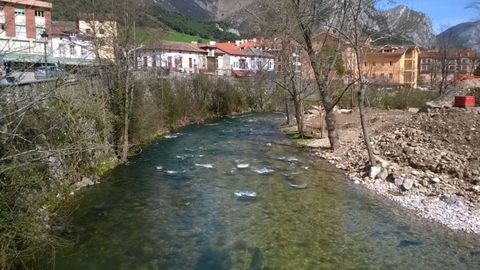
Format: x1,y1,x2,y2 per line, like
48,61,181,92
74,177,95,189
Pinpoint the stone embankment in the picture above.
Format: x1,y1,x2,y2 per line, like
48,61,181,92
295,81,480,233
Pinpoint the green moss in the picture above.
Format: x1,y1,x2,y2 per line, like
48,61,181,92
95,158,118,177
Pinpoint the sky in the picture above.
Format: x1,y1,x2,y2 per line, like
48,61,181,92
376,0,479,34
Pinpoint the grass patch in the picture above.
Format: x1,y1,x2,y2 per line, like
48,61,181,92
163,32,208,43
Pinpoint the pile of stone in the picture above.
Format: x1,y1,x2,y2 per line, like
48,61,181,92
312,103,480,233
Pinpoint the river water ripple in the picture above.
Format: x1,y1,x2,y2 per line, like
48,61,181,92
52,114,480,270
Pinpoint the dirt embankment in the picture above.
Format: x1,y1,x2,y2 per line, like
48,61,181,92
286,81,480,233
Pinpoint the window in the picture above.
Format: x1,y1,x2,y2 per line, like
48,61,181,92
85,28,92,34
35,10,44,17
14,7,25,15
372,62,376,66
380,73,385,78
461,65,468,71
143,56,148,68
99,28,105,35
389,73,393,80
15,25,26,38
58,44,65,56
81,46,88,56
389,61,393,66
364,62,367,67
70,45,76,56
36,27,45,39
189,58,192,68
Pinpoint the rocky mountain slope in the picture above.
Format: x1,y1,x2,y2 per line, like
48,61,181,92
380,5,436,48
153,0,255,21
437,21,480,51
154,1,436,46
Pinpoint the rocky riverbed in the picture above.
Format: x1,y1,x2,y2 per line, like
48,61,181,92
285,98,480,234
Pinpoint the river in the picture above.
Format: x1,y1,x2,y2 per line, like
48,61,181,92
52,114,480,269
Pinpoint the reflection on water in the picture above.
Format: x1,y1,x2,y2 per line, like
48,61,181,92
53,114,480,270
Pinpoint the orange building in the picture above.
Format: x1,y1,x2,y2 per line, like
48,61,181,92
365,45,420,88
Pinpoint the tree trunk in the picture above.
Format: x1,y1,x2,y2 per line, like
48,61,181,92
293,97,304,138
284,95,292,125
357,84,376,166
120,67,130,164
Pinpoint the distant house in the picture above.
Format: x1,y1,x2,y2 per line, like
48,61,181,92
216,41,276,77
77,13,117,62
419,48,477,85
51,21,95,65
365,45,420,88
136,41,208,74
198,42,229,76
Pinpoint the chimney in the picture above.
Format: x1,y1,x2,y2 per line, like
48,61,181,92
209,41,216,46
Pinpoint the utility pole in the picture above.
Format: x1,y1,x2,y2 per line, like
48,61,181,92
41,31,49,70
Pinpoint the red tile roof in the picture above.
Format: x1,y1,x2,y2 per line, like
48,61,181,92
216,42,249,56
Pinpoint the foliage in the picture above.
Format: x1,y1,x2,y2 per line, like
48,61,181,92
335,87,439,110
149,6,240,41
164,31,208,43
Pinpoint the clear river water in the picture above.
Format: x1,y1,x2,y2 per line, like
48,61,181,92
51,114,480,270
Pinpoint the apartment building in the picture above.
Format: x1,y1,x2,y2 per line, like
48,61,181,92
365,45,420,88
419,49,478,85
0,0,52,63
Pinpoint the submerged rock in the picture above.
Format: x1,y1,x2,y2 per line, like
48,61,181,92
74,177,95,189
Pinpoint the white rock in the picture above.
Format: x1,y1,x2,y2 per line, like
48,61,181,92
369,166,382,179
402,179,414,190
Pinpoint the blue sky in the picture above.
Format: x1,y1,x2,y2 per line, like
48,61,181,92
376,0,479,33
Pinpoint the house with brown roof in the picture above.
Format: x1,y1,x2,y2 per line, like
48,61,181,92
365,45,420,88
136,41,208,74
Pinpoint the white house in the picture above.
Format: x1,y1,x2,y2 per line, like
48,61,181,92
51,21,95,65
136,41,208,74
215,41,276,77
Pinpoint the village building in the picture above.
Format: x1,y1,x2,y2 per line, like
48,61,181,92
418,48,478,85
365,45,420,88
0,0,52,64
77,14,117,62
215,41,276,77
136,40,208,74
198,42,230,76
51,21,96,65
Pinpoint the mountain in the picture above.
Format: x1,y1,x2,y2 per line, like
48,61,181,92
153,2,436,46
153,0,255,21
379,5,436,48
437,21,480,51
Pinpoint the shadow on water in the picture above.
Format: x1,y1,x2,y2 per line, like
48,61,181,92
50,114,480,270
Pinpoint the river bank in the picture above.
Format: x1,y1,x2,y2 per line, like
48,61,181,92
282,107,480,234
